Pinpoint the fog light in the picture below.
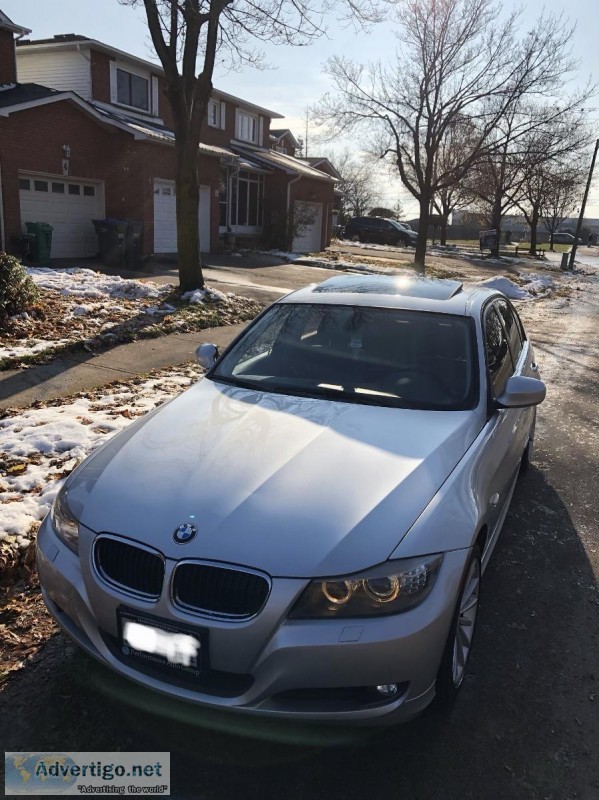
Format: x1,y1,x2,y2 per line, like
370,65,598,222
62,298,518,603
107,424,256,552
375,683,399,697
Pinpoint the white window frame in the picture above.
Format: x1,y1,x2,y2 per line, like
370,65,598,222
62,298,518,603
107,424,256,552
227,169,265,233
110,60,157,115
236,110,258,143
207,100,219,128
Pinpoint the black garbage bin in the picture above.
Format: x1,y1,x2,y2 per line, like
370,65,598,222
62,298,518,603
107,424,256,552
93,219,128,267
125,220,143,268
25,222,53,265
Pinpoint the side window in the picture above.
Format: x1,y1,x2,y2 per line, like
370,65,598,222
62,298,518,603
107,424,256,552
495,299,523,365
484,306,513,398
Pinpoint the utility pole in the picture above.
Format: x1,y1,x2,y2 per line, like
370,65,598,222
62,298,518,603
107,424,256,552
569,137,599,269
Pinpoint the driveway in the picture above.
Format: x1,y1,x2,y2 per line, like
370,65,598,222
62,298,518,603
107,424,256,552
1,272,598,800
138,255,342,304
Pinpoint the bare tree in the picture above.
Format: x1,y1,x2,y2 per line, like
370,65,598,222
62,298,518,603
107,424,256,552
314,0,587,272
122,0,381,290
540,167,582,250
328,149,378,219
432,118,479,245
517,144,587,254
393,199,405,220
467,103,590,255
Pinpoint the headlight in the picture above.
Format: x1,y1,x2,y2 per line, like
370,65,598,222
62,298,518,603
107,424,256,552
289,555,443,619
50,485,80,553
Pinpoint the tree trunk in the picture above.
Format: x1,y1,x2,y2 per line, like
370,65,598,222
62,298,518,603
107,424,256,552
175,135,204,292
440,215,449,246
414,197,430,274
491,194,502,258
529,207,540,254
549,233,555,251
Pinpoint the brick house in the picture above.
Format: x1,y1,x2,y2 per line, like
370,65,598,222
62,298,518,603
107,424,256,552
269,129,301,156
0,10,337,260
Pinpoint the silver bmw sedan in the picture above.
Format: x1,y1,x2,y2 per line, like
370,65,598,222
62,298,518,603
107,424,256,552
37,274,545,724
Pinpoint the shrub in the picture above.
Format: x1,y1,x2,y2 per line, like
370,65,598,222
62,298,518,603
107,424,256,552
265,205,318,251
0,252,39,319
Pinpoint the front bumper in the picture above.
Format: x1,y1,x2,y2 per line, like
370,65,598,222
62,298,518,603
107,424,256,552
37,516,470,724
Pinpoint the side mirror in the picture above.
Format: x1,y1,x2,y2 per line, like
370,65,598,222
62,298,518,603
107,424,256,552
195,343,219,370
496,375,546,409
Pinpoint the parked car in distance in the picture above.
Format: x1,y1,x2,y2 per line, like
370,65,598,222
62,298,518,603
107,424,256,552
38,274,545,725
344,216,418,247
552,232,582,244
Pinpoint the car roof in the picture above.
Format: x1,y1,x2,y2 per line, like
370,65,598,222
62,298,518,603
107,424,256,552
279,274,498,316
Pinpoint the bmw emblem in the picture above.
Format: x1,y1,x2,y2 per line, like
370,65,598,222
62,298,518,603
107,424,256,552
173,523,197,544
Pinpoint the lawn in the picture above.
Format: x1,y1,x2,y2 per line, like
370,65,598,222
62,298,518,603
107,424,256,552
0,268,264,371
445,238,571,253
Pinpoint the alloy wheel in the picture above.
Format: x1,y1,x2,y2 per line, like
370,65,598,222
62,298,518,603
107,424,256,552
451,557,480,687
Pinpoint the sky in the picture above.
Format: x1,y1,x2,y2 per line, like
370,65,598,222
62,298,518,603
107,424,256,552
3,0,599,217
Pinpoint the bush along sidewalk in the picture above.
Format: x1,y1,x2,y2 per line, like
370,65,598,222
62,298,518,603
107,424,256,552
0,252,39,320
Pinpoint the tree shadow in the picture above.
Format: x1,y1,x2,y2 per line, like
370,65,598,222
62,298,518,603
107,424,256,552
0,298,242,406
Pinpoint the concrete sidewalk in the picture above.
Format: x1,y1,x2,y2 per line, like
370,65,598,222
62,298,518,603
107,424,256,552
0,323,246,410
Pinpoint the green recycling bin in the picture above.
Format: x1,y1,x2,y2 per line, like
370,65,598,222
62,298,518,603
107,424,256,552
25,222,53,265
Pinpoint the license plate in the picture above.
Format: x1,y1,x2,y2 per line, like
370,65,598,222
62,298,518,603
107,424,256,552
118,610,206,678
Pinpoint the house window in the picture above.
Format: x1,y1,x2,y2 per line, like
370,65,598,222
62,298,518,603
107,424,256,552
19,178,30,190
274,145,287,154
208,100,219,128
83,186,95,197
34,181,48,192
52,183,65,194
230,170,264,228
237,111,257,143
117,68,149,111
69,185,80,195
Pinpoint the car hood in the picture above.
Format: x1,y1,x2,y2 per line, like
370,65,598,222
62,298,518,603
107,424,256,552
67,379,481,577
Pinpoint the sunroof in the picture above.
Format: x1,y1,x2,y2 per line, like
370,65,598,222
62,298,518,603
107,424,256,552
311,274,463,300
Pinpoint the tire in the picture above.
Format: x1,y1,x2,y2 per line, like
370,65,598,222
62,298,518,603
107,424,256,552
520,410,536,474
435,546,481,707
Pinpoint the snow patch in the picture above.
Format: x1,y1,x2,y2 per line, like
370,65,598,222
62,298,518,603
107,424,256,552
28,267,173,300
181,287,228,304
256,249,304,262
476,273,555,300
0,371,199,538
0,339,71,361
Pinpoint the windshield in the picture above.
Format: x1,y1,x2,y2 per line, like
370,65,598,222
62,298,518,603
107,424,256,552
212,304,476,410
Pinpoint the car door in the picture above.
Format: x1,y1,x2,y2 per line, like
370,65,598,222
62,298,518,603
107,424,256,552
495,296,538,447
378,220,396,244
478,300,526,551
365,218,385,244
357,218,374,242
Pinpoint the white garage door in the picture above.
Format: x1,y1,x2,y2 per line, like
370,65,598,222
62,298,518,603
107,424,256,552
293,201,322,253
153,180,211,254
19,174,105,259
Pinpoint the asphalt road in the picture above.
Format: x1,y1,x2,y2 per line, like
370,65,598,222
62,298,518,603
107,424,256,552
1,269,598,800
